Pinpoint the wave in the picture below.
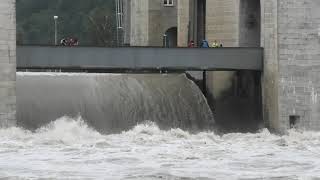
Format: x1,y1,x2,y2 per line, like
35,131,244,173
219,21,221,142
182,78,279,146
1,117,320,149
0,117,320,179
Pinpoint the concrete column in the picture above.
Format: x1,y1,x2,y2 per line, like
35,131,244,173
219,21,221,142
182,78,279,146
0,0,16,127
130,0,149,46
177,0,190,47
123,0,131,45
260,0,280,131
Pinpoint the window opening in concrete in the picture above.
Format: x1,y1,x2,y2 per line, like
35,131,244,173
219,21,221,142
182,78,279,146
290,115,300,128
164,0,174,6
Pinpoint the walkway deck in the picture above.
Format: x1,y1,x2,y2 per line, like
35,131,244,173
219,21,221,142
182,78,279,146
17,46,263,72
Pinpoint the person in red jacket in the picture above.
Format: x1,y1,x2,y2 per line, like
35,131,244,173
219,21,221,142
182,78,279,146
188,40,195,48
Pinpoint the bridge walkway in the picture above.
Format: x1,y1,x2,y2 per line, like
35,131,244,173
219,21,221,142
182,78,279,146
17,46,263,72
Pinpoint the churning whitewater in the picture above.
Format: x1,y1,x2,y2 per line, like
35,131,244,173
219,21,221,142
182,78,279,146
3,72,319,179
0,117,320,179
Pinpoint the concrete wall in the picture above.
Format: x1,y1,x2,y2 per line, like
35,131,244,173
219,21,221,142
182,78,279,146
130,0,149,46
0,0,16,127
123,0,131,45
188,0,196,45
149,0,177,46
206,0,240,47
177,0,190,47
277,0,320,130
127,0,177,46
260,0,320,132
239,0,261,47
196,0,206,45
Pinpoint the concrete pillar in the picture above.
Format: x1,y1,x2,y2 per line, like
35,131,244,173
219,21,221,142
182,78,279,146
130,0,149,46
177,0,190,47
260,0,280,131
0,0,16,127
123,0,131,46
260,0,320,132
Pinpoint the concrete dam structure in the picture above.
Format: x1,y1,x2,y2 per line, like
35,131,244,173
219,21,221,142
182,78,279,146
123,0,320,132
0,0,320,133
2,1,320,179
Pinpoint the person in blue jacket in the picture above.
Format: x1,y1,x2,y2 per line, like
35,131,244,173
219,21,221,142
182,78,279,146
200,40,210,48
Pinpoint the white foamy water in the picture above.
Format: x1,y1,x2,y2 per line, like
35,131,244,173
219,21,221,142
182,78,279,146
0,117,320,180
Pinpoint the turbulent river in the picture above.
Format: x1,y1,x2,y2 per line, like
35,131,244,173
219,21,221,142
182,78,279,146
0,118,320,179
1,72,319,179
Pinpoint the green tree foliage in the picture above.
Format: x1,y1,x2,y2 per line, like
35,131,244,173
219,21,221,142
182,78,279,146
17,0,116,46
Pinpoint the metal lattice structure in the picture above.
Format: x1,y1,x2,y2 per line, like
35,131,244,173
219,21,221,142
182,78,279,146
115,0,124,46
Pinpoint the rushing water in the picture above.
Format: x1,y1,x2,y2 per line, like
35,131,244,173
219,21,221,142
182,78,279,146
17,73,214,133
0,117,320,179
2,72,319,179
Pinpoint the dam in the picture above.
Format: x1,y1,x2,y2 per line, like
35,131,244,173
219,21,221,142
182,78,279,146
0,0,319,179
16,45,263,132
1,0,320,132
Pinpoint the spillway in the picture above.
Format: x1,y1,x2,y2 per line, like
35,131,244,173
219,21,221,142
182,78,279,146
4,72,319,179
17,72,214,133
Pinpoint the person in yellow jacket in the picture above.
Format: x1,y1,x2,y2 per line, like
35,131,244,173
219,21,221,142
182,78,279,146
212,40,220,48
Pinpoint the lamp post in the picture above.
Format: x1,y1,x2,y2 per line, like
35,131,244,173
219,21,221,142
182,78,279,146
54,16,59,45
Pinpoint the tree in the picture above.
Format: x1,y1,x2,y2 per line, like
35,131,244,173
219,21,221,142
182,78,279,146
16,0,116,46
86,7,116,46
